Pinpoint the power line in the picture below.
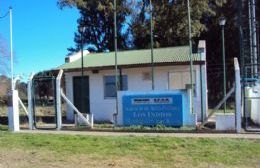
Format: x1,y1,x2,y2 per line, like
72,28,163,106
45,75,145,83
0,11,9,19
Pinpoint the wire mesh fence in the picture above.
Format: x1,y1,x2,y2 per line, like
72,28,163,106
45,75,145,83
207,62,236,113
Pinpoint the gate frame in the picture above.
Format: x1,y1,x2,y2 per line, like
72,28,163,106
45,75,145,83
29,72,58,129
234,58,242,133
201,58,242,133
27,69,93,130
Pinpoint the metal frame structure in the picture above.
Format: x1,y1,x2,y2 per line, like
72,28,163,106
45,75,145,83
31,72,58,129
56,70,63,130
26,70,93,130
234,58,242,133
201,58,242,133
239,0,259,78
239,0,260,131
28,73,35,130
243,65,260,131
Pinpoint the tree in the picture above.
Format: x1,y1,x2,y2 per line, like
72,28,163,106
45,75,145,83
58,0,259,107
131,0,221,49
58,0,131,53
0,36,12,104
0,75,10,104
130,0,241,106
0,36,10,75
16,81,27,100
199,0,239,106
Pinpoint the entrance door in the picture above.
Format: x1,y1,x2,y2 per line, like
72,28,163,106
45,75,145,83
73,76,90,114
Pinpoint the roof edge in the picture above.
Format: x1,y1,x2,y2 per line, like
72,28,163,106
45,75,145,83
61,61,205,72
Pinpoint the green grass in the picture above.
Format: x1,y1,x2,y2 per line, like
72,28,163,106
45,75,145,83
0,124,8,131
115,125,195,132
0,129,259,167
92,123,195,132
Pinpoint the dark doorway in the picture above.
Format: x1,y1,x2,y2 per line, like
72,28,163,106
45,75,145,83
73,76,90,114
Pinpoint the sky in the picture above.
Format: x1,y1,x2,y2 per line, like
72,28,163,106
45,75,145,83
0,0,79,78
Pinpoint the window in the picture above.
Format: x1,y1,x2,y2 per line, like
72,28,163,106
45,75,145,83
104,75,128,98
169,71,196,96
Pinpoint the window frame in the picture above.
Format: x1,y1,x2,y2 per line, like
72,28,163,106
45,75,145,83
103,75,128,99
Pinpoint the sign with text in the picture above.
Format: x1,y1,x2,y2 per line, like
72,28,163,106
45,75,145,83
122,93,183,126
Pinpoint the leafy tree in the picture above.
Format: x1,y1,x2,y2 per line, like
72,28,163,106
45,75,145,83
58,0,259,107
58,0,225,51
131,0,222,49
58,0,131,53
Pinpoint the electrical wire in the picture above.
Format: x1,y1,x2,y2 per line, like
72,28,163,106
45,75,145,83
0,11,9,19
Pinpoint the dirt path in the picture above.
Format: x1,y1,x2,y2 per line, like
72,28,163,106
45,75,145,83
18,130,260,139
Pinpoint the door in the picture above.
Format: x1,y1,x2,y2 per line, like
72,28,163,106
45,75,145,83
73,76,90,114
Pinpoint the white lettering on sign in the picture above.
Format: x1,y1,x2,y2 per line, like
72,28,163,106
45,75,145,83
131,97,173,105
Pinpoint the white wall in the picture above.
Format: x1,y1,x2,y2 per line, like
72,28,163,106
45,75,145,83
65,70,116,122
64,65,206,122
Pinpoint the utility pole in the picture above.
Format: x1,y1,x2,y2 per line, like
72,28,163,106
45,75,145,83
114,0,118,92
9,7,14,91
150,0,155,90
79,25,85,114
187,0,194,113
114,0,119,125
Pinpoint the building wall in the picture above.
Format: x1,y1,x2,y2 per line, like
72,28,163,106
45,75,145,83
64,65,207,122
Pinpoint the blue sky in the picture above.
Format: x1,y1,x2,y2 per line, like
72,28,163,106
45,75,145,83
0,0,79,77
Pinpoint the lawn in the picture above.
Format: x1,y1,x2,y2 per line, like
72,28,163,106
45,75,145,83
0,126,260,168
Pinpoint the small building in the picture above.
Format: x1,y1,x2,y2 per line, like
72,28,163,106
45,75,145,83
58,41,208,123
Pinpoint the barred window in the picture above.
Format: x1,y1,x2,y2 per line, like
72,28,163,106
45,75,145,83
104,75,128,98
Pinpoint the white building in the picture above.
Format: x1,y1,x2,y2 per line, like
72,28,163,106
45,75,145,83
58,41,208,123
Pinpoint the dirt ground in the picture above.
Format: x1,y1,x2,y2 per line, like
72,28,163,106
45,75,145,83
0,149,146,168
0,149,243,168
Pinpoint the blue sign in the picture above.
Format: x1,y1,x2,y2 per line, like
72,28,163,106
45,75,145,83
122,93,183,126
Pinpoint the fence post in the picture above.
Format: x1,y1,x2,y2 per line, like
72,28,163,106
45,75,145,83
8,90,20,132
234,58,242,133
56,69,63,130
91,114,94,128
27,73,34,130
